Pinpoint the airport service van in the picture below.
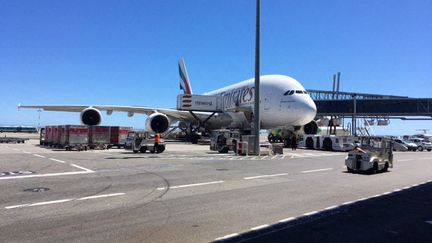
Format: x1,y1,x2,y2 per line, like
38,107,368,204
409,138,432,152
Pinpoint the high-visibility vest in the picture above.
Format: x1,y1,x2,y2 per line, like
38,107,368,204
155,134,161,144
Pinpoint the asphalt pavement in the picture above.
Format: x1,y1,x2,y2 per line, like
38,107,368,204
1,139,431,242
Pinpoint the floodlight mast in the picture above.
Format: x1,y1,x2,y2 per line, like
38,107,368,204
253,0,261,155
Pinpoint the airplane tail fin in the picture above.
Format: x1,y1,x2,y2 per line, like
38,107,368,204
178,58,193,95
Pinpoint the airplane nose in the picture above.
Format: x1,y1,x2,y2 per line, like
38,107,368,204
302,98,317,122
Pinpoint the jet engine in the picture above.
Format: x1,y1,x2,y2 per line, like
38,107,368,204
80,107,102,126
303,120,318,135
145,113,170,133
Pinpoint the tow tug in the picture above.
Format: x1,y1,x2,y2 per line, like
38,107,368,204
345,137,393,173
124,131,166,154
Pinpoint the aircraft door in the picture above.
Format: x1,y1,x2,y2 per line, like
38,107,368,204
263,92,272,111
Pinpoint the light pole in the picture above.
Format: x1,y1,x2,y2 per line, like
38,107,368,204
253,0,261,155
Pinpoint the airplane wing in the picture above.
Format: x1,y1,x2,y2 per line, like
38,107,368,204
17,104,210,121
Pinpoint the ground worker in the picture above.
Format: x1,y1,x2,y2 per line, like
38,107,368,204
291,134,297,150
153,133,161,153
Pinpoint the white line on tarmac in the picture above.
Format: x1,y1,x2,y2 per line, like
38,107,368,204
214,233,239,241
324,205,338,210
49,158,66,164
70,163,94,172
5,193,125,209
156,180,224,191
398,159,414,162
244,173,288,180
32,154,46,158
251,224,269,231
279,217,296,223
22,151,31,154
13,148,19,151
301,168,333,173
6,199,73,209
0,171,93,180
303,211,318,216
77,193,126,200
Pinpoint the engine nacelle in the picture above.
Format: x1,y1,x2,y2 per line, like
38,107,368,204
145,113,170,133
303,120,318,135
80,107,102,126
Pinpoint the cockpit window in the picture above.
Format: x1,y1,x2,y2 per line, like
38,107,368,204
284,90,295,95
303,91,308,94
295,90,303,94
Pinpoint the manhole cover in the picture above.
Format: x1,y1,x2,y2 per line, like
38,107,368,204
24,187,50,192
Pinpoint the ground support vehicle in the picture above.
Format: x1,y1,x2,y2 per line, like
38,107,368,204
0,136,28,143
345,137,393,174
89,126,111,149
210,129,241,153
124,131,165,153
58,125,89,151
50,126,60,147
303,134,355,151
409,138,432,152
110,126,131,148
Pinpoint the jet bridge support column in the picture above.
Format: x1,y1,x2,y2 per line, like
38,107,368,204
352,94,357,137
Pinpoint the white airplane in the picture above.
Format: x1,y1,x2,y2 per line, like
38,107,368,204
18,59,318,140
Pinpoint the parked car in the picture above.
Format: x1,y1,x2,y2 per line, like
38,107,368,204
392,139,408,151
394,139,417,151
409,138,432,152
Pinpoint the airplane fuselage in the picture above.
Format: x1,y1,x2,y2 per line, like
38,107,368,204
199,75,317,130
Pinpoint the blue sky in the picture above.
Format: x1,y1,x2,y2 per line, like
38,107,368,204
1,0,431,135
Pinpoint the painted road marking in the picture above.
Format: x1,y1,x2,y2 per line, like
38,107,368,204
399,159,414,162
156,180,224,191
302,168,333,173
303,211,318,216
5,193,125,209
251,224,269,231
77,192,126,200
244,173,288,180
324,205,338,210
279,217,296,223
49,158,66,164
70,163,94,172
6,199,73,209
0,171,93,180
214,233,239,241
22,151,31,154
32,154,46,158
